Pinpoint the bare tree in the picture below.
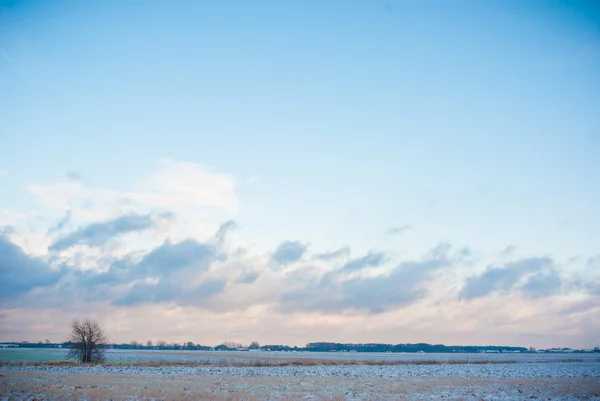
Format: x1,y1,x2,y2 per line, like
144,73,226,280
67,318,108,363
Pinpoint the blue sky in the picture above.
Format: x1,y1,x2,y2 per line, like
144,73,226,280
1,1,599,347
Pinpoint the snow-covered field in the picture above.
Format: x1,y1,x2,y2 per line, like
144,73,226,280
5,360,600,378
4,347,599,365
3,348,600,364
105,349,600,364
2,351,600,399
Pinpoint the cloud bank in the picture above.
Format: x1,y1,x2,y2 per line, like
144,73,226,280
1,160,599,348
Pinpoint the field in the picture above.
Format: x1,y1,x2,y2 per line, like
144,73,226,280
0,348,72,364
2,349,600,400
2,348,598,365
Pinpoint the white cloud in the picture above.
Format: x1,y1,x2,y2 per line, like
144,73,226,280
15,159,239,271
2,159,600,348
130,159,238,213
27,159,237,217
0,210,25,227
0,169,7,176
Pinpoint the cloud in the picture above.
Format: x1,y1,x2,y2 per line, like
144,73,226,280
281,243,454,314
0,226,15,235
386,225,412,235
587,255,600,268
137,239,215,272
190,278,227,301
271,241,307,265
47,210,71,235
557,297,600,315
26,160,238,224
459,257,553,300
5,157,600,346
502,245,516,256
0,200,235,308
65,171,83,182
112,280,179,306
130,159,238,213
0,234,63,300
343,251,387,271
72,237,220,306
313,247,350,261
34,233,221,304
215,220,237,243
235,270,260,284
520,270,564,298
0,169,7,177
49,213,167,251
52,235,219,308
112,276,226,307
585,279,600,296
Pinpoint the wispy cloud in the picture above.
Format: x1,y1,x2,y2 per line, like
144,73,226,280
47,210,71,235
343,251,387,271
49,213,170,252
215,220,237,243
386,225,412,235
313,246,350,261
502,245,516,256
271,241,307,265
65,171,83,182
26,159,239,219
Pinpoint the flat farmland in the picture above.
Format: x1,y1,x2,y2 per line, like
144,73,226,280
0,348,72,364
3,348,599,364
2,350,600,399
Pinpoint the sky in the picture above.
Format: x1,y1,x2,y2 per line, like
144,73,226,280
1,0,599,348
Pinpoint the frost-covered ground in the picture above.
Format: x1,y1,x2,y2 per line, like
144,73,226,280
98,349,600,364
2,361,600,400
2,348,599,365
5,361,600,378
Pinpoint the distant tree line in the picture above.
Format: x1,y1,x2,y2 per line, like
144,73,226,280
303,342,529,353
5,341,599,354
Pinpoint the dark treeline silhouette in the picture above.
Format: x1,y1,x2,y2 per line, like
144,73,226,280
304,342,528,353
3,341,599,353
